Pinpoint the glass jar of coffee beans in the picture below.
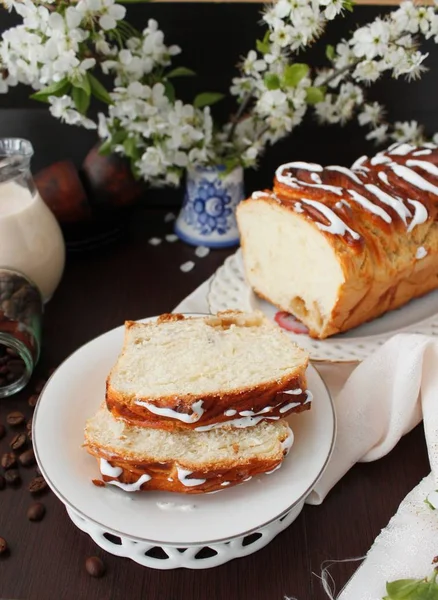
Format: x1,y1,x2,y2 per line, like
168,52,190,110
0,269,43,398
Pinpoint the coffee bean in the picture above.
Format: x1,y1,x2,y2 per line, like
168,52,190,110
1,453,17,470
10,433,27,451
6,347,18,357
0,424,5,440
26,418,32,431
34,379,46,393
28,476,47,494
92,479,105,488
19,449,35,467
0,537,8,555
0,475,5,490
27,502,45,522
6,411,25,426
85,556,105,578
4,469,21,486
28,394,39,408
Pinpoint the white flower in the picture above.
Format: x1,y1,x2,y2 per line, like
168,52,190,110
256,89,288,116
320,0,344,21
391,120,424,143
353,59,381,82
242,50,266,76
366,124,388,144
334,41,356,69
352,19,390,60
358,102,384,127
48,95,96,129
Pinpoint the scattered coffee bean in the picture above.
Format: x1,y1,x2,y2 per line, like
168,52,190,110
34,379,46,393
0,424,5,440
28,476,47,494
10,433,27,451
1,453,17,470
6,411,25,426
28,394,39,408
0,346,26,389
19,449,35,467
92,479,105,488
85,556,105,578
4,469,21,486
0,475,5,490
0,537,8,555
27,502,45,522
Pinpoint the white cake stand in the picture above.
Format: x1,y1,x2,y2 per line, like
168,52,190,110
33,316,335,570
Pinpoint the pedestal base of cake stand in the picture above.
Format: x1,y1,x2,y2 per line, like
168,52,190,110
66,501,304,570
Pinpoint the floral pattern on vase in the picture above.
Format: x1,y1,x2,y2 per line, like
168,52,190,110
175,166,244,248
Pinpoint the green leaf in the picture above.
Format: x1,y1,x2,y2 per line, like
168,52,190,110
164,80,175,103
386,579,422,599
111,130,128,145
123,136,140,160
305,86,325,105
424,497,436,510
343,0,355,12
88,73,112,104
72,86,90,115
283,63,309,88
193,92,225,109
166,66,196,78
72,74,91,96
256,30,271,54
326,44,335,61
99,139,113,156
30,79,70,103
263,73,280,90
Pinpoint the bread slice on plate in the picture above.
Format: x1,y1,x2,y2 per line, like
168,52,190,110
106,311,310,431
84,404,294,494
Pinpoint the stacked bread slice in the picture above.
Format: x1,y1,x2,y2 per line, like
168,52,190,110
84,311,311,494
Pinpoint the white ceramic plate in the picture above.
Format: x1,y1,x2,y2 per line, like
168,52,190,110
208,251,438,363
33,316,335,547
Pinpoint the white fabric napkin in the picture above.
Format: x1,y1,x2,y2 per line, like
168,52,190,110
174,279,438,599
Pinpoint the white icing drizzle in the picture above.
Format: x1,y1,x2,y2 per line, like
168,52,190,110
265,463,282,475
310,172,322,184
243,476,252,482
370,155,391,166
251,191,271,199
365,183,411,224
305,390,313,405
389,163,438,196
335,200,351,210
136,399,204,423
276,164,343,195
283,388,302,395
156,502,196,511
279,401,301,413
176,466,206,487
423,142,437,149
416,246,427,260
167,477,173,481
239,406,274,417
281,428,294,455
412,149,432,156
279,161,323,172
407,199,428,233
107,473,151,492
301,198,360,240
100,458,123,478
326,165,363,185
388,143,415,156
351,155,367,169
220,481,231,487
406,159,438,177
195,415,279,431
347,189,392,224
294,202,304,213
224,409,237,417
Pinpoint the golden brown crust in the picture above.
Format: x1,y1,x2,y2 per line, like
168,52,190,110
106,368,309,431
85,444,288,494
106,312,310,430
238,145,438,339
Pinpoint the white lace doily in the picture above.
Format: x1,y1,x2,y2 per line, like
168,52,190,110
207,251,438,363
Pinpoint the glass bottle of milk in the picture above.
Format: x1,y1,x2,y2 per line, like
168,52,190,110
0,138,65,302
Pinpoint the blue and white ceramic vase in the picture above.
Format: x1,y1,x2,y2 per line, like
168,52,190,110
175,165,244,248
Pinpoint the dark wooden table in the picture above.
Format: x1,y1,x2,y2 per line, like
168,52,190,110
0,209,430,600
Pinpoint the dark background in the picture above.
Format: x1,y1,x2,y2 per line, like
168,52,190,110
1,3,437,205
